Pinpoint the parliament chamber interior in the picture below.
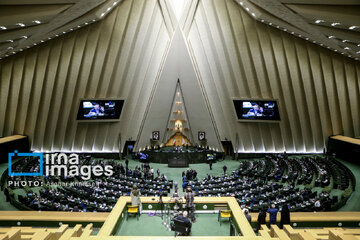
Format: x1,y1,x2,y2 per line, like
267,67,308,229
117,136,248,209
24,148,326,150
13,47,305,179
0,0,359,239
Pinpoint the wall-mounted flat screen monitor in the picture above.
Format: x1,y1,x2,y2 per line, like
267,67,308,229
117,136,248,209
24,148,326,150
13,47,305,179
77,99,124,121
233,99,280,121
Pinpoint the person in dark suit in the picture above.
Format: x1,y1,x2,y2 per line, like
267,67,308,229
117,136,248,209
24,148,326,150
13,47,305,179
209,161,213,170
125,159,129,169
4,187,10,202
223,165,227,175
280,204,290,229
257,208,267,232
175,211,192,235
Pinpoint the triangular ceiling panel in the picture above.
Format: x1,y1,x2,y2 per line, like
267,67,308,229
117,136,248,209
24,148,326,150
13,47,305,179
136,26,222,151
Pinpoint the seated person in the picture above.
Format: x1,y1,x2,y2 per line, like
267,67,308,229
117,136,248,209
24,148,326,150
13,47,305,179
175,211,192,235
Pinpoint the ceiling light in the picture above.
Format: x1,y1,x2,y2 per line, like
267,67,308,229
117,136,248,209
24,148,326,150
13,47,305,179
77,25,81,28
356,51,360,54
7,40,14,43
315,20,324,24
70,28,73,31
331,22,340,26
276,26,280,28
48,37,52,40
305,37,309,40
342,40,349,43
245,7,249,11
7,47,13,50
344,47,350,50
0,26,7,30
269,23,273,26
92,19,96,22
101,13,105,17
40,40,44,43
320,43,323,46
283,28,287,31
19,49,23,51
16,23,25,27
33,20,41,24
260,19,264,22
349,26,358,30
240,2,243,5
357,44,360,47
107,7,111,11
84,22,88,25
291,31,294,34
328,35,335,39
113,2,118,6
251,13,256,17
22,36,28,39
312,41,317,43
298,34,302,37
55,34,59,37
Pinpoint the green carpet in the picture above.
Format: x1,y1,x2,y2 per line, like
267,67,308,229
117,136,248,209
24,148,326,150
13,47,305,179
115,213,231,236
336,159,360,211
124,158,240,197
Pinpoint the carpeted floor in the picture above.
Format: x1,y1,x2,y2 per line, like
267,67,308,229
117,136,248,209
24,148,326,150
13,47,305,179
115,213,231,236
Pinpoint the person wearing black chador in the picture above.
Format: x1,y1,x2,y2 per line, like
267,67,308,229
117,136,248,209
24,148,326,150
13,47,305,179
280,204,290,229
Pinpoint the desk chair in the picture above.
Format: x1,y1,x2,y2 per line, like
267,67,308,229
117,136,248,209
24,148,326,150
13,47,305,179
218,209,231,225
126,205,139,221
173,219,190,237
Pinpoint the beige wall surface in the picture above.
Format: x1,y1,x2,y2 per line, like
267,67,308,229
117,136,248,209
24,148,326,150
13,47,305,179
185,0,360,153
0,0,359,153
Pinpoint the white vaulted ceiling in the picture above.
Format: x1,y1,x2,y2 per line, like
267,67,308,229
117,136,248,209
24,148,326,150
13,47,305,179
0,0,359,153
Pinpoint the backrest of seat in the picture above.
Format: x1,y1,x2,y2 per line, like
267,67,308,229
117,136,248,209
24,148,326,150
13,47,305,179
173,219,188,233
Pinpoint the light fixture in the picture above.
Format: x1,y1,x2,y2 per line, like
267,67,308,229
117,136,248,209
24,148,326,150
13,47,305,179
320,43,323,46
331,22,340,26
315,20,324,24
40,40,44,43
7,40,14,43
269,23,272,26
349,26,358,30
342,40,349,43
357,44,360,47
305,37,309,40
22,36,28,39
33,20,41,24
55,34,59,37
84,22,88,25
240,2,243,6
245,7,249,11
0,26,7,30
107,7,111,11
62,31,66,34
344,47,350,50
7,47,13,50
101,13,105,17
251,13,256,17
113,2,118,6
16,23,25,27
92,19,96,22
328,36,335,39
260,19,264,22
356,51,360,54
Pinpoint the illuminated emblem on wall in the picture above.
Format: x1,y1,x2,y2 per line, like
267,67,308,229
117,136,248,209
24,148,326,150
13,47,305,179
152,131,160,141
198,131,206,141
